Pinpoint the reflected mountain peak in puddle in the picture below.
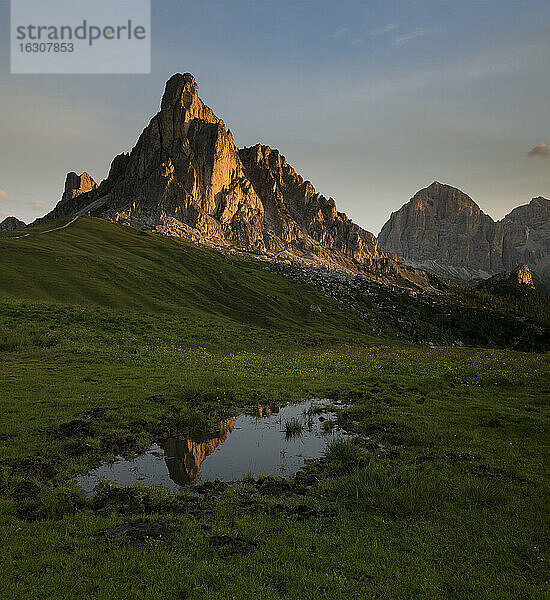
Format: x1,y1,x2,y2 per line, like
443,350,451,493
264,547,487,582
76,399,346,492
162,418,235,484
254,404,280,419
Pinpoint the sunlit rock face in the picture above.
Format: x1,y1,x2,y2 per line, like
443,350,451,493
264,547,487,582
161,418,235,484
501,197,550,289
379,183,550,289
477,263,536,291
63,172,98,202
239,143,384,269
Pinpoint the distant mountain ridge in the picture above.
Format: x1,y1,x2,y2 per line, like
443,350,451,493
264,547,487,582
378,182,550,291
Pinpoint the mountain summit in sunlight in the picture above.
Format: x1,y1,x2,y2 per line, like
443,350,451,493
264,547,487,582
35,73,430,288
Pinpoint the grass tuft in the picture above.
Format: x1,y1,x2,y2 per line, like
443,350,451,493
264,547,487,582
284,417,303,439
325,438,364,472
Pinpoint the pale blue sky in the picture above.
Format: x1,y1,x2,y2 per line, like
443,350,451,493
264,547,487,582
1,0,549,232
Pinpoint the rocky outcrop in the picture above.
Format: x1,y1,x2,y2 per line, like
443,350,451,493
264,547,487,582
63,172,98,202
0,216,26,231
477,264,535,291
35,172,98,224
516,264,536,288
36,73,432,288
378,182,550,289
501,197,550,289
37,74,266,251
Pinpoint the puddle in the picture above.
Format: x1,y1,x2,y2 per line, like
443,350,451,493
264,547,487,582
76,399,347,492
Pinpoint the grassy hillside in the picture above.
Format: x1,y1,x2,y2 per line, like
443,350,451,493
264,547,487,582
0,298,548,600
0,216,374,343
2,216,548,351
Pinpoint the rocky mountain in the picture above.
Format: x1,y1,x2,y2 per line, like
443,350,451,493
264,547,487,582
475,264,546,310
0,216,26,231
36,73,430,288
378,182,550,290
34,172,98,226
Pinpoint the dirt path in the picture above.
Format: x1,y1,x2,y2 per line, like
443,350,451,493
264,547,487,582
8,215,80,239
39,215,80,234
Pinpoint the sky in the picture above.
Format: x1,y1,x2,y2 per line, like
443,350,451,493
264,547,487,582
1,0,549,233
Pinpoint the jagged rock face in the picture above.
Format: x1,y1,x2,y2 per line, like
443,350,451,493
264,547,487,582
379,182,505,272
63,172,97,202
0,216,26,231
36,172,98,224
38,74,271,251
378,183,550,288
37,73,429,284
240,144,383,268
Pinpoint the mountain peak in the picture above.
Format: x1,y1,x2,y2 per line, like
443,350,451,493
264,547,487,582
159,72,222,130
379,182,550,289
64,172,97,196
530,196,549,207
0,216,26,231
378,182,497,272
411,182,480,216
34,72,427,284
62,172,97,204
161,72,198,110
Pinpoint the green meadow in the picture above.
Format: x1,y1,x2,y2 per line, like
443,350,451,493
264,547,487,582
0,218,548,599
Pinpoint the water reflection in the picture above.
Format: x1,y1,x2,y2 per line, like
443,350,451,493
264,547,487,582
76,399,345,491
254,404,280,418
162,418,235,484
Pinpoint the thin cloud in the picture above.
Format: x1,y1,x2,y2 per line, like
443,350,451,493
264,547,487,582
393,27,435,47
0,190,34,203
329,27,349,39
370,23,398,36
329,26,363,46
31,200,48,211
527,142,549,158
